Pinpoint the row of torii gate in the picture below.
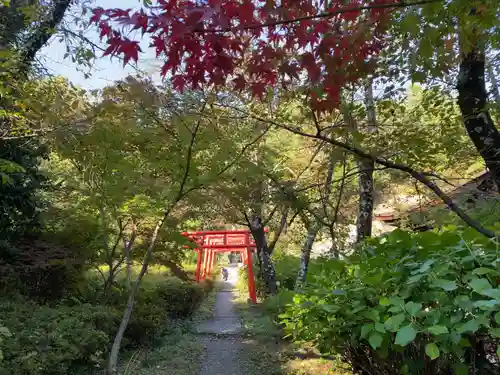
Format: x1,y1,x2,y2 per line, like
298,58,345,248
181,229,268,303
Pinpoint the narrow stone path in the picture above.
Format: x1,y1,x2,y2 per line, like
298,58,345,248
196,264,244,375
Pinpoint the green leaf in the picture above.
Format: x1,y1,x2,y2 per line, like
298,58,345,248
388,305,403,313
473,300,500,310
407,273,425,284
331,289,346,296
411,259,435,275
388,297,405,307
489,328,500,338
405,301,422,317
497,346,500,358
431,279,457,291
451,311,463,324
384,313,406,332
472,267,498,276
453,363,468,375
495,312,500,324
0,327,11,337
375,322,386,333
468,278,492,293
459,338,471,347
320,304,339,313
361,324,374,338
394,325,417,346
362,309,380,322
425,342,440,360
368,332,383,350
482,288,500,299
379,297,390,306
426,325,449,335
400,12,420,36
456,319,479,334
454,295,473,310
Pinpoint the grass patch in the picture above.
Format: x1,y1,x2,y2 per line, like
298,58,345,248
121,280,220,375
131,331,204,375
283,357,352,375
190,280,221,325
235,299,282,340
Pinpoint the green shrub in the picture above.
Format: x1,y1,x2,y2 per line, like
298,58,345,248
0,275,209,374
77,275,206,318
0,238,88,302
152,277,205,318
273,250,300,290
280,227,500,375
120,278,205,345
199,278,214,295
0,300,113,375
262,289,295,318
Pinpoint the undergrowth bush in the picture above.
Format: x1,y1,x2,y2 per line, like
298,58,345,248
0,299,114,375
237,253,299,297
262,289,295,318
0,237,88,302
0,275,209,374
271,249,335,292
280,227,500,375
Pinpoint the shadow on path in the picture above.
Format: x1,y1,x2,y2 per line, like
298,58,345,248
193,264,344,375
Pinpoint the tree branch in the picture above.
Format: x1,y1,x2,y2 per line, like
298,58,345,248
197,0,442,33
228,107,497,239
268,208,289,252
21,0,73,68
176,101,206,198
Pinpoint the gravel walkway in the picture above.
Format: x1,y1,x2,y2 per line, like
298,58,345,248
196,265,244,375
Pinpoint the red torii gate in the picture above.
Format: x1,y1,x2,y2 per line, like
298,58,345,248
181,229,268,304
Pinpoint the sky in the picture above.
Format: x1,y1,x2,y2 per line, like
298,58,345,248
39,0,162,90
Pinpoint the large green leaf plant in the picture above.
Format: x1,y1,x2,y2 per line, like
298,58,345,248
280,228,500,374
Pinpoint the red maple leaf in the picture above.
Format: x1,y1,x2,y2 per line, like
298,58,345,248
117,39,142,66
91,0,397,110
130,10,149,34
90,7,105,24
172,75,186,92
251,82,266,99
98,21,113,39
233,75,246,91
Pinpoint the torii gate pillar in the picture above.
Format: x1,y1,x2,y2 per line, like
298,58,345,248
181,229,267,304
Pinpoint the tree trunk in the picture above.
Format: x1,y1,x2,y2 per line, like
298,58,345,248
296,150,337,287
355,79,376,243
341,82,375,244
295,222,320,289
457,49,500,191
356,157,374,243
250,215,277,295
123,222,137,287
125,246,132,285
107,218,164,374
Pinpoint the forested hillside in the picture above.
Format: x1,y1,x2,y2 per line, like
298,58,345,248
1,0,500,374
